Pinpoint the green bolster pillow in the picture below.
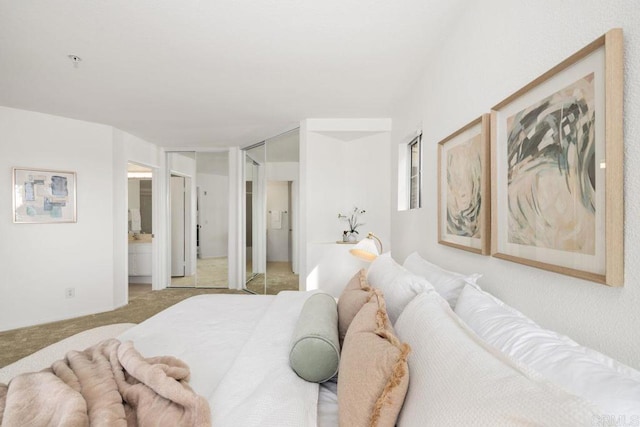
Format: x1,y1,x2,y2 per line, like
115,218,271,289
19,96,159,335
289,292,340,383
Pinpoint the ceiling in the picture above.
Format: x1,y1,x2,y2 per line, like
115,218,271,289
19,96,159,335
0,0,463,148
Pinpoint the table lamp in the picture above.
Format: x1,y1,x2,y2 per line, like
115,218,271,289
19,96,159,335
349,232,383,262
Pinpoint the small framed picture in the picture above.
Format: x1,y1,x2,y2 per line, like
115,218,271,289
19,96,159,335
491,29,623,286
437,114,491,255
13,167,77,223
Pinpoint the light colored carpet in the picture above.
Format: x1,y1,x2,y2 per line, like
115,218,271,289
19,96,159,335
170,257,300,294
0,323,136,384
1,264,300,369
0,284,245,368
171,256,228,288
246,261,300,294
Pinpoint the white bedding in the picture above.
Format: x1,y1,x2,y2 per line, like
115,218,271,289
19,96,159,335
118,293,274,398
318,378,339,427
117,291,335,427
210,291,319,426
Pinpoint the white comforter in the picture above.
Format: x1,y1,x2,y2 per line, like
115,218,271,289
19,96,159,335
118,291,320,427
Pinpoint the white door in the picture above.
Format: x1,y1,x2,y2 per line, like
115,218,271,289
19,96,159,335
171,175,186,277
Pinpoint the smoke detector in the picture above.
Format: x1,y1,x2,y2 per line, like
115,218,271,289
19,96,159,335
68,55,82,68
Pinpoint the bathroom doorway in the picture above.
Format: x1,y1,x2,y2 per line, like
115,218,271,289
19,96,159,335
127,162,154,295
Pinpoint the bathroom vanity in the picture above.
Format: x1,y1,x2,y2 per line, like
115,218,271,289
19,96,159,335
128,234,152,283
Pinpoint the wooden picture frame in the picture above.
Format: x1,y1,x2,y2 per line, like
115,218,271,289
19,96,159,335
13,167,77,223
490,29,624,286
438,114,491,255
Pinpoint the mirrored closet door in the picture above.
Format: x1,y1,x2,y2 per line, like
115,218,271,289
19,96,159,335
244,143,267,294
264,129,299,293
243,128,300,294
167,151,229,288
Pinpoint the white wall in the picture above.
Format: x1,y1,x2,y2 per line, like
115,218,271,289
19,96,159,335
266,162,298,181
301,118,391,296
0,106,115,331
169,153,197,177
390,0,640,369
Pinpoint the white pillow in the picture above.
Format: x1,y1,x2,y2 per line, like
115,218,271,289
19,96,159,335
367,253,405,290
366,253,432,324
455,284,640,417
394,291,600,426
402,251,480,308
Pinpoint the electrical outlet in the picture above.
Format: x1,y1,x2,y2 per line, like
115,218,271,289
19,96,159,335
65,287,75,298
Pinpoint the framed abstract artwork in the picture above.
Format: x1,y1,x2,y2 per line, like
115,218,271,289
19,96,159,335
438,114,490,255
13,168,77,223
491,29,623,286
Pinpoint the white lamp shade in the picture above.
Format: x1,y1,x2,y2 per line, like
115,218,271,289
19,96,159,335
349,237,379,262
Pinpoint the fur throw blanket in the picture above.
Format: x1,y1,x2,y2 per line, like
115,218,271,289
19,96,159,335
0,339,211,427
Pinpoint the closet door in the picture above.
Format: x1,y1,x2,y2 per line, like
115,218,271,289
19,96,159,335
170,175,186,277
194,151,229,288
264,129,299,294
243,143,267,294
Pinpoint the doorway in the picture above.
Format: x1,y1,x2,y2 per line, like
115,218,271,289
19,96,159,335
127,162,154,295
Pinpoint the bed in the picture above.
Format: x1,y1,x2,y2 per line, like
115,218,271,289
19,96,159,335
117,291,334,427
2,252,640,426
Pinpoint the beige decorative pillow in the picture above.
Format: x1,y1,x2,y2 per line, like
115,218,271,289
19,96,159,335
337,269,372,344
338,290,411,427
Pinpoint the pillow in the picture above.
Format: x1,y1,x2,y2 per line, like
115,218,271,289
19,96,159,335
367,253,406,291
455,284,640,416
402,251,480,308
289,292,341,383
367,253,433,324
337,269,372,344
394,291,600,426
338,290,410,427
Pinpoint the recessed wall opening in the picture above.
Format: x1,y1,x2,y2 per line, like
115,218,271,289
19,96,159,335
127,162,154,295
